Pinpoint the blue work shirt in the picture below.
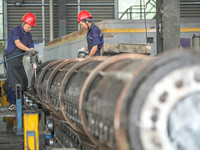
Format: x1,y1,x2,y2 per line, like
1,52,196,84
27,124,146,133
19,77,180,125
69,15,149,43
87,23,104,55
4,25,34,56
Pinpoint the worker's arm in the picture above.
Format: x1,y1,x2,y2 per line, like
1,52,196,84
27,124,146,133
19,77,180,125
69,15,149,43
14,39,30,51
88,45,98,58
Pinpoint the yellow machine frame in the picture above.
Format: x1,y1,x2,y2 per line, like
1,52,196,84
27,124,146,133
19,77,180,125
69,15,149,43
24,113,39,150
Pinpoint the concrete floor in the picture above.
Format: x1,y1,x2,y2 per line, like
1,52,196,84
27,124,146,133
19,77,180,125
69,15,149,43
0,117,24,150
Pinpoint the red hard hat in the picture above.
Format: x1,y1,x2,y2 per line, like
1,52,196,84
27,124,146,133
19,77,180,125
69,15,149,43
22,13,36,26
77,10,92,23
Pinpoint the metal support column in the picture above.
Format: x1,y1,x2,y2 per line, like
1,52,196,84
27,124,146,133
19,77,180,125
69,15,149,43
163,0,180,51
78,0,81,30
156,0,180,54
42,0,45,46
58,0,66,37
16,84,23,135
156,0,163,54
114,0,118,20
3,0,8,51
49,0,54,41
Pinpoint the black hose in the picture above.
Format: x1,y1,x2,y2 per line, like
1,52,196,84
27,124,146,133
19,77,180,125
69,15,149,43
0,53,25,65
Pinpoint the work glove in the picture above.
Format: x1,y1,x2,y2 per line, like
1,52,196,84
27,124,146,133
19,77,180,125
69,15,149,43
77,47,89,58
77,47,88,53
26,48,38,56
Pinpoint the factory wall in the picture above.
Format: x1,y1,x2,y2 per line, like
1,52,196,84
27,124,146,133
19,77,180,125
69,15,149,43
43,18,200,61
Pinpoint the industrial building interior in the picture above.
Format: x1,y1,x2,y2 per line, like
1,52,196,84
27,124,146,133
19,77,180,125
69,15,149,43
0,0,200,150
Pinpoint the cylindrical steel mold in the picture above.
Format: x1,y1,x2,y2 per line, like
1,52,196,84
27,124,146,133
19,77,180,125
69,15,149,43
59,56,108,133
46,58,84,118
30,50,200,150
36,59,66,109
31,60,55,100
79,54,149,149
125,50,200,150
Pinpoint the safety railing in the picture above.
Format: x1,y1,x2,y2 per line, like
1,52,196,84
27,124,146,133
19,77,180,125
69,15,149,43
119,0,156,20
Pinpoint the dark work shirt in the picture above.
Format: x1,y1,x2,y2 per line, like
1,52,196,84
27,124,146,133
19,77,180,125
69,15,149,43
87,23,104,50
4,25,34,55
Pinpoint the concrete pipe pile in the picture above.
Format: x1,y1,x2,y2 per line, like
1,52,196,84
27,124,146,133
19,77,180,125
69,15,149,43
31,50,200,150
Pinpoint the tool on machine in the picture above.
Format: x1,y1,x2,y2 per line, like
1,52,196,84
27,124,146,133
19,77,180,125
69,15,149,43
23,48,41,78
28,49,39,78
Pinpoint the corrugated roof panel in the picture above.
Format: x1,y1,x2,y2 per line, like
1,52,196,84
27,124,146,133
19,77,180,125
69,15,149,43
66,5,78,34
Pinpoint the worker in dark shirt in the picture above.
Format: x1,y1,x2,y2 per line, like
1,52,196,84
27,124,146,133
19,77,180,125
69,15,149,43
77,10,104,58
4,12,36,110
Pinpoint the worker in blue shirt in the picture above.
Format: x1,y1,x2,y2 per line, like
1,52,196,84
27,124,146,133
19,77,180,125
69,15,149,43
4,12,36,110
77,10,104,58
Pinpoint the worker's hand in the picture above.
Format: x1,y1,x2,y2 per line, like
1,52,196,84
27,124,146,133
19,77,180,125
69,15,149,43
26,48,38,56
29,48,35,51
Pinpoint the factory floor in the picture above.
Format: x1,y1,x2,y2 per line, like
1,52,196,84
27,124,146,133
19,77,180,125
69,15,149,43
0,105,50,150
0,117,24,150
